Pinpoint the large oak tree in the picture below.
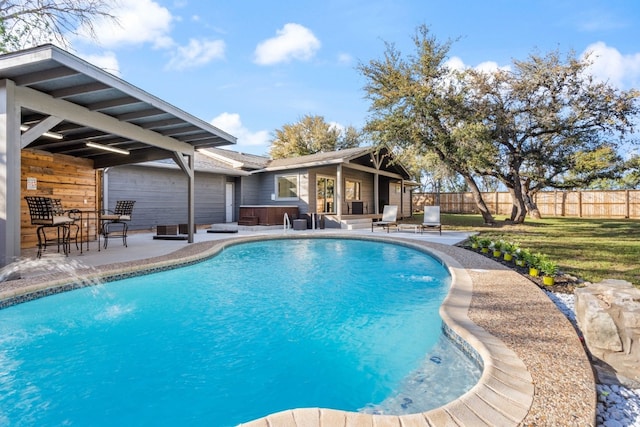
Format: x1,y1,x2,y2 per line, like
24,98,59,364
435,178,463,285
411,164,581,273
359,25,639,223
358,26,497,224
465,51,639,221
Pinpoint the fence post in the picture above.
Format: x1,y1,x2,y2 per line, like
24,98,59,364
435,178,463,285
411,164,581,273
626,190,630,219
578,191,583,218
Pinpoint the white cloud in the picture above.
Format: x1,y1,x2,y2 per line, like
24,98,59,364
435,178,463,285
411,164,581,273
211,113,271,153
444,56,465,72
582,42,640,89
165,39,226,71
79,0,174,49
445,57,511,74
254,23,321,65
80,51,121,77
337,53,353,65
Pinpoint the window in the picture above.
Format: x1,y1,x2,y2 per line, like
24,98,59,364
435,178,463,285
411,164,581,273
345,179,361,200
275,174,299,199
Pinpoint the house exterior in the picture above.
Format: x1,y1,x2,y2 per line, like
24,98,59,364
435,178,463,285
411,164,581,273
102,152,249,231
104,146,416,230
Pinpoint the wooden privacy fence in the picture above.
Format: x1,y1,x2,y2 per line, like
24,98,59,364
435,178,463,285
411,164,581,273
413,190,640,219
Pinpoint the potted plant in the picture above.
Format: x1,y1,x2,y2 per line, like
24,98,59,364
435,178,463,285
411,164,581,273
491,240,503,258
524,252,544,277
514,247,529,267
501,241,519,262
539,259,558,286
468,234,480,249
478,237,492,253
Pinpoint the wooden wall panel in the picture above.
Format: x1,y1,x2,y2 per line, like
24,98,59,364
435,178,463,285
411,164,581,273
21,149,97,250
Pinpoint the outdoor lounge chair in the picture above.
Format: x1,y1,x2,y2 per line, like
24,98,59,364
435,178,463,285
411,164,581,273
420,205,442,235
372,205,398,233
100,200,135,249
25,196,76,258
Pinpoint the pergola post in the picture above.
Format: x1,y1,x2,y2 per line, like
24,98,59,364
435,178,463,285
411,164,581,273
173,151,196,243
0,79,21,267
336,164,343,217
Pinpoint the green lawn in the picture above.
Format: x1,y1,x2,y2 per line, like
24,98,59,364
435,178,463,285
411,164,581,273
402,213,640,286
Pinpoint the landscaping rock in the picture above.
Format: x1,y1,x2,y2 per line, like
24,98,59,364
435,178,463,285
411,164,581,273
575,279,640,384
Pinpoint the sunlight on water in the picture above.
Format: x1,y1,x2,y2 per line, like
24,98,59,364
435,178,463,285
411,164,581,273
94,304,136,321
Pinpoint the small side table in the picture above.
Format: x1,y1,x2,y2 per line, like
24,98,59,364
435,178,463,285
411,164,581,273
293,219,307,230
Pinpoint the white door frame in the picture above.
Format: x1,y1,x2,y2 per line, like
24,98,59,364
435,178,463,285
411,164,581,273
225,182,234,223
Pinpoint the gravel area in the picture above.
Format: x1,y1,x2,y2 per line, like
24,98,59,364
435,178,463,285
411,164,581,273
548,292,640,427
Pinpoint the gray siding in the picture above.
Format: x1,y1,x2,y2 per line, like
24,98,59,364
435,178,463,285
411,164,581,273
106,165,226,230
254,169,310,214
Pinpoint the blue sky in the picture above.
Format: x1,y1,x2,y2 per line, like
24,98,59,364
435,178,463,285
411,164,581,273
69,0,640,156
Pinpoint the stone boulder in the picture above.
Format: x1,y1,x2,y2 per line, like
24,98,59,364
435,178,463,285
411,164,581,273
575,279,640,385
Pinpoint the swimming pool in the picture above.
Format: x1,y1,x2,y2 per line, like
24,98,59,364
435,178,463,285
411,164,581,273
0,238,480,426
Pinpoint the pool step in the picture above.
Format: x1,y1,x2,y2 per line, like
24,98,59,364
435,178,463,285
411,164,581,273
340,218,372,230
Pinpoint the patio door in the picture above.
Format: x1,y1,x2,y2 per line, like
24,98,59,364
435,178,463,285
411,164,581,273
225,182,234,222
316,176,335,213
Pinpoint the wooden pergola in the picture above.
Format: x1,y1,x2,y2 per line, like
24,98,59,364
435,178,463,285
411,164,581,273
0,44,236,267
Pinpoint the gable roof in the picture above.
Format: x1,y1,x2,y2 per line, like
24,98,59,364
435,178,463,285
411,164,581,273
199,146,412,180
261,146,412,179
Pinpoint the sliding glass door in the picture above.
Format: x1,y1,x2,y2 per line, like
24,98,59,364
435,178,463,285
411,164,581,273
316,176,335,213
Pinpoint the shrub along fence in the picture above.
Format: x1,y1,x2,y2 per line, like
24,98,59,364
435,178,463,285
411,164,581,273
413,189,640,219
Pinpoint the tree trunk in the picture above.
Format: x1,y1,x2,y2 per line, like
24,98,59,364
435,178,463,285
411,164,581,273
524,191,542,219
506,186,527,223
462,173,495,224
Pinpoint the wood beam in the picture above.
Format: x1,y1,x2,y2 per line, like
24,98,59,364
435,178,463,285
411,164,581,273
14,85,195,156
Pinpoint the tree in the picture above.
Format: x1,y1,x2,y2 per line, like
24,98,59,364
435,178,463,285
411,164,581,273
359,25,640,224
358,25,497,224
269,115,362,159
0,0,117,53
465,51,639,221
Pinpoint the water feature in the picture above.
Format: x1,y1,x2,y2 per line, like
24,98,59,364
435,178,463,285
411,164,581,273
0,238,480,426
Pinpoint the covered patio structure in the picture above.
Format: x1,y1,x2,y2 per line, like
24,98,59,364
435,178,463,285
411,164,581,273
0,44,236,267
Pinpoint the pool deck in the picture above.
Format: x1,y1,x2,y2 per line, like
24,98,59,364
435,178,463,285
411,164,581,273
0,227,596,426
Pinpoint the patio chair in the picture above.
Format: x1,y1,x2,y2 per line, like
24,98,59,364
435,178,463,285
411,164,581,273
419,205,442,235
100,200,135,249
51,199,80,250
371,205,398,233
24,196,75,258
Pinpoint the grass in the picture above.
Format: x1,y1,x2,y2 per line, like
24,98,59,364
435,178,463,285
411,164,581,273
402,213,640,287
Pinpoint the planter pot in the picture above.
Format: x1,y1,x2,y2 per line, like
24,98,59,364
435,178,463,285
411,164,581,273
503,253,513,262
543,275,555,286
481,248,489,253
493,250,501,258
515,259,526,267
529,268,540,277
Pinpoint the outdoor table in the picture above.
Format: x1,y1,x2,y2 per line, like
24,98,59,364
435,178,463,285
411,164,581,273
69,210,100,253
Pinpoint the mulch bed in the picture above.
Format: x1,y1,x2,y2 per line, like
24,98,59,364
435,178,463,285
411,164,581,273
458,245,584,294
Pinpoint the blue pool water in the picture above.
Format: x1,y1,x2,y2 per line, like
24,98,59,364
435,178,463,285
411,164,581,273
0,238,478,426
